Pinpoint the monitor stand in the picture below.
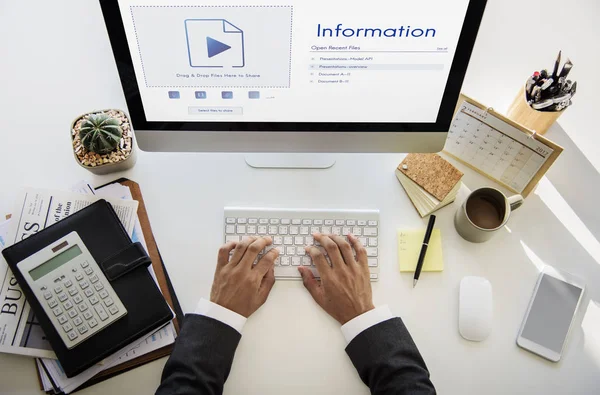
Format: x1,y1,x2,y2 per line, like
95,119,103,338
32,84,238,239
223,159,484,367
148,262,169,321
245,154,336,169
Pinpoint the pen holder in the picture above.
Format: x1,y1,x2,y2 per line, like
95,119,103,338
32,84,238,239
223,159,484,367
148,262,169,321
506,85,565,135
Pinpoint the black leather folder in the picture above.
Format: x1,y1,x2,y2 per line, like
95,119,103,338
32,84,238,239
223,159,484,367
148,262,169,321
2,199,173,378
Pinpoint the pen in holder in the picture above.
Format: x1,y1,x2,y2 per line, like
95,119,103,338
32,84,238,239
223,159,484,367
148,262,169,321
507,51,576,135
506,85,564,136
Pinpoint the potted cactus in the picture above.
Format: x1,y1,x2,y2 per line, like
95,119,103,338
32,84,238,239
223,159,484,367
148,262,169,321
71,109,137,175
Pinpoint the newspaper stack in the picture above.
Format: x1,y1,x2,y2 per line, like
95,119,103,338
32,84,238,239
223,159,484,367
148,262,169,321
0,181,176,394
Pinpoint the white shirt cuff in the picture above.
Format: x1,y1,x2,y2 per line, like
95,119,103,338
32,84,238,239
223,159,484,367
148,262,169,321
193,298,247,334
341,305,394,344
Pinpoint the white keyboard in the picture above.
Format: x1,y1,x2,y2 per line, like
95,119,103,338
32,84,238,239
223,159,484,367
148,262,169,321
224,208,380,281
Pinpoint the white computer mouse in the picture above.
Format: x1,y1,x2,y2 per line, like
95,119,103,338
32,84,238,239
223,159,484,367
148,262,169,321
459,276,493,342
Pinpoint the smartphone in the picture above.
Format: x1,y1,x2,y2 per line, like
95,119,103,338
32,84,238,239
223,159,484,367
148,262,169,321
516,267,585,362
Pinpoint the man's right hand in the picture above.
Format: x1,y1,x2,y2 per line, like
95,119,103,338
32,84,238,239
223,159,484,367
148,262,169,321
298,233,374,325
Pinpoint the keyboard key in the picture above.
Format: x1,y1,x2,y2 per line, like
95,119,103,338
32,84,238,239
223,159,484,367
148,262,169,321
78,303,88,312
247,225,256,234
314,219,323,225
310,226,320,234
281,219,291,225
237,218,247,224
257,225,267,235
289,226,299,235
68,288,78,296
83,310,94,320
226,217,236,224
352,227,362,236
278,226,288,235
99,289,109,299
321,226,331,234
88,318,98,328
292,219,302,225
369,238,378,247
84,267,93,275
324,219,334,225
89,274,99,284
75,273,84,281
48,298,58,308
94,282,104,292
335,219,345,225
226,235,240,243
236,225,246,234
84,288,93,297
342,227,351,235
248,218,258,224
73,316,83,326
370,273,378,279
280,257,291,266
63,300,74,310
305,236,314,245
62,323,73,333
368,220,378,226
58,315,68,324
284,236,293,245
108,305,120,315
58,293,68,302
225,225,235,234
273,236,283,245
302,219,312,225
79,280,89,290
270,218,280,225
64,280,73,288
346,220,356,226
81,261,89,268
358,220,367,226
104,297,114,307
286,246,296,255
43,291,52,300
368,258,378,267
54,286,63,294
67,331,78,341
366,248,378,257
363,227,378,236
95,305,109,321
259,218,269,224
292,257,301,266
302,257,312,266
294,236,304,245
77,325,88,335
297,248,306,256
89,296,99,305
52,307,63,317
268,226,278,235
68,309,78,318
73,294,84,304
275,246,285,255
299,226,309,235
358,237,368,245
332,227,341,235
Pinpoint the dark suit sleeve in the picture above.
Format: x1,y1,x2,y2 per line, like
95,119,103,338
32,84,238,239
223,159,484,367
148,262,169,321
156,314,241,395
345,317,436,395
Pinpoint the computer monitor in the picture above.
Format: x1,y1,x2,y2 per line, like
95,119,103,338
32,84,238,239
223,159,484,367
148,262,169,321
100,0,486,167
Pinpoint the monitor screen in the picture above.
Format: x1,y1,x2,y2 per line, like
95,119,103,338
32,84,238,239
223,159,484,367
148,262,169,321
102,0,485,131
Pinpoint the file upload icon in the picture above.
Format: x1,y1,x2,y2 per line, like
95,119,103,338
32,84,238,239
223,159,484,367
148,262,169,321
185,19,245,68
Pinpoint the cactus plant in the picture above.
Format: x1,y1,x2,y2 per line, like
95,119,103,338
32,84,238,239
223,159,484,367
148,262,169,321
78,113,123,155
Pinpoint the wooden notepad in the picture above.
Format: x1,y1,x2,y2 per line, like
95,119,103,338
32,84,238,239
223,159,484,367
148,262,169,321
395,154,463,217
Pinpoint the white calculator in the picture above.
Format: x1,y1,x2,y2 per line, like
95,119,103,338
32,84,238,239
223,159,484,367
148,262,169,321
17,232,127,349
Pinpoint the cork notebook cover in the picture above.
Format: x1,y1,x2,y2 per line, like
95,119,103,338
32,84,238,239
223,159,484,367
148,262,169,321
398,154,463,201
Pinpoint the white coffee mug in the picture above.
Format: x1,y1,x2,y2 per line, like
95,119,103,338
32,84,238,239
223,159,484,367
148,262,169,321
454,187,523,243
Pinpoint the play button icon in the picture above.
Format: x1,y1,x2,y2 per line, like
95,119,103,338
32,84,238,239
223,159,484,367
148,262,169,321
206,37,231,58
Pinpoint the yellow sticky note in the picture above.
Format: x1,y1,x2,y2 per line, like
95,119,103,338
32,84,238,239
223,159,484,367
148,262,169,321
398,229,444,272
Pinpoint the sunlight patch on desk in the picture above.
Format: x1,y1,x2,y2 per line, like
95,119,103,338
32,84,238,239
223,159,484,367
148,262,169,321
520,240,546,272
582,300,600,369
534,177,600,265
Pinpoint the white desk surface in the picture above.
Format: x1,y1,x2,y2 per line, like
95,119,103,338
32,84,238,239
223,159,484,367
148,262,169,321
1,1,600,394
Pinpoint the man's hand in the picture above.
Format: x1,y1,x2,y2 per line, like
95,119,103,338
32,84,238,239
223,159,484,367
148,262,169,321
298,233,374,325
210,236,278,318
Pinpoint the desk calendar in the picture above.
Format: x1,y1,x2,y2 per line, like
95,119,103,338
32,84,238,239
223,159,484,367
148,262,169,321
444,94,563,197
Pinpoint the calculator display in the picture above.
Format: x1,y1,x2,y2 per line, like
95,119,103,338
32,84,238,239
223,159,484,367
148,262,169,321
29,245,82,281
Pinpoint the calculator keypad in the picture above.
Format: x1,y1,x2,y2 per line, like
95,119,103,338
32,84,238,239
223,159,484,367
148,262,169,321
41,258,126,349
